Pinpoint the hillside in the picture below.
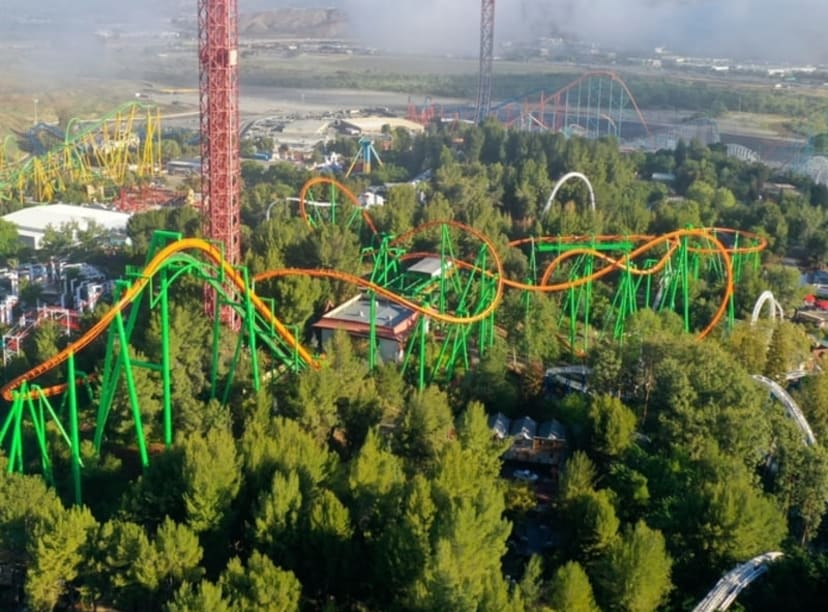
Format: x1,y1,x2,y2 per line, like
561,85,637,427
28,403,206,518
239,8,350,39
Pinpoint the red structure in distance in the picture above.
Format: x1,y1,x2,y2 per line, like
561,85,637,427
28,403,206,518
199,0,241,326
474,0,495,123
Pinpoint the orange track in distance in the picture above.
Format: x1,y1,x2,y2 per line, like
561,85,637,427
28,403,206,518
255,220,506,327
514,228,734,340
299,176,378,234
420,228,735,341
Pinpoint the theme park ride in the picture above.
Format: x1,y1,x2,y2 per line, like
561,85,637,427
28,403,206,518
0,172,768,502
694,552,784,612
408,69,651,143
474,0,496,123
0,102,161,203
492,70,651,140
345,137,384,178
199,0,242,324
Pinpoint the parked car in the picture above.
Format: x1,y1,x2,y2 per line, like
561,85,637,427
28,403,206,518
514,469,539,483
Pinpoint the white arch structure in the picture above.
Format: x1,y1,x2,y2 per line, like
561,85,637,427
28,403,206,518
726,143,760,163
542,172,596,215
750,290,784,325
803,155,828,186
751,374,817,446
693,552,783,612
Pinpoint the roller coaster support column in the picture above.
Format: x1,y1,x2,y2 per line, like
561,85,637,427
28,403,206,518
419,317,427,390
67,351,82,505
114,307,149,468
2,386,26,476
216,267,262,405
523,240,537,350
401,315,428,390
610,257,638,340
477,249,497,355
682,234,691,332
292,325,302,372
727,233,738,328
241,267,261,394
369,291,377,370
95,278,146,455
159,267,173,447
559,249,594,354
584,246,594,351
209,286,222,400
661,236,691,332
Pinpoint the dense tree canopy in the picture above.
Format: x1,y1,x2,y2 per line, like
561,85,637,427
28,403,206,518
5,118,828,611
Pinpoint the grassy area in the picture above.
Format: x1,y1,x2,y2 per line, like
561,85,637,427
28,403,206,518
0,81,158,155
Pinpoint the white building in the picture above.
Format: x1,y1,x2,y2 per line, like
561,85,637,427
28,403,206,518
2,203,132,250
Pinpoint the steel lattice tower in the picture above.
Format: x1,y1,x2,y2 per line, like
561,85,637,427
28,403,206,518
474,0,495,123
199,0,241,325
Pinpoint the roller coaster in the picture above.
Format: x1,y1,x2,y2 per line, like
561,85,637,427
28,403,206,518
0,101,161,203
693,552,783,612
492,70,651,140
0,175,771,502
407,71,651,143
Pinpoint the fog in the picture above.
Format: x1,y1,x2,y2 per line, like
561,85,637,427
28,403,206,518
340,0,828,62
538,0,828,63
3,0,826,74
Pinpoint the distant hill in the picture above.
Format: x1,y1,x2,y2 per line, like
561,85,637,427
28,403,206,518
239,8,349,39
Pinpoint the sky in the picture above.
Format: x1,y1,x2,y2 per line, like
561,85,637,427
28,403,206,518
2,0,827,65
539,0,828,63
319,0,828,63
339,0,828,63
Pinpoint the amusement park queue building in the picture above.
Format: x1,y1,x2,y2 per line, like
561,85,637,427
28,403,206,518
2,203,132,251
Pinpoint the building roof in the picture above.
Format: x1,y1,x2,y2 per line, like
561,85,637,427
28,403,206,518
537,419,567,442
3,203,131,234
313,293,419,341
338,116,425,135
488,412,511,440
281,119,331,136
510,416,537,440
407,257,448,278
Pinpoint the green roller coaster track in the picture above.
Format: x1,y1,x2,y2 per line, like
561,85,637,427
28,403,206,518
0,215,764,504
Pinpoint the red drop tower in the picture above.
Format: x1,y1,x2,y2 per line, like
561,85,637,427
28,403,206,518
198,0,241,324
474,0,496,123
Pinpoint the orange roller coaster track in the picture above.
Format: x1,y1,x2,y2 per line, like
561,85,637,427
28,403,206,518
0,222,765,502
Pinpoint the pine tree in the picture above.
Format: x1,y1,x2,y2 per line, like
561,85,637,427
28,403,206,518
219,551,301,612
560,451,597,502
548,561,599,612
166,580,230,612
595,520,673,612
182,426,241,533
25,505,98,611
253,470,303,563
587,394,637,457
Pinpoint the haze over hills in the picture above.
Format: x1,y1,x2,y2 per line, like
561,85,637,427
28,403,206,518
2,1,827,68
239,8,348,39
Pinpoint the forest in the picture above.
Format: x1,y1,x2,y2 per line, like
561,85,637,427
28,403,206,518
3,121,828,611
